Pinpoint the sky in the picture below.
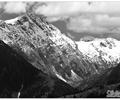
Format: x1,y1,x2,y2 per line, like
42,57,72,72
0,1,120,41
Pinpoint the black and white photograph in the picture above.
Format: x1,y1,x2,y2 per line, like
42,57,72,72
0,0,120,98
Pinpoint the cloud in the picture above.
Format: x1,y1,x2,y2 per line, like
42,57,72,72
3,2,27,14
66,14,120,34
95,15,120,27
2,1,120,18
33,2,120,17
32,1,120,36
34,2,89,17
1,2,120,16
1,1,120,36
46,16,69,22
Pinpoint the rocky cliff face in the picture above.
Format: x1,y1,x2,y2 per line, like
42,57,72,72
0,12,120,91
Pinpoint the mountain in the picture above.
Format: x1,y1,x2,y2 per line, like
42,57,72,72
0,39,79,98
77,37,120,66
0,12,120,97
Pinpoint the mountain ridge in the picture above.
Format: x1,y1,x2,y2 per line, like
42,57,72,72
0,12,120,89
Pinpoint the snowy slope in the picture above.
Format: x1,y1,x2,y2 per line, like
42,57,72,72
76,37,120,66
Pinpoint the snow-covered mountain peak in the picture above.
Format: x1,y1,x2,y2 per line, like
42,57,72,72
76,37,120,65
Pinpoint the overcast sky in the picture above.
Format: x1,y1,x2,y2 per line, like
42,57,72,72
0,1,120,41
